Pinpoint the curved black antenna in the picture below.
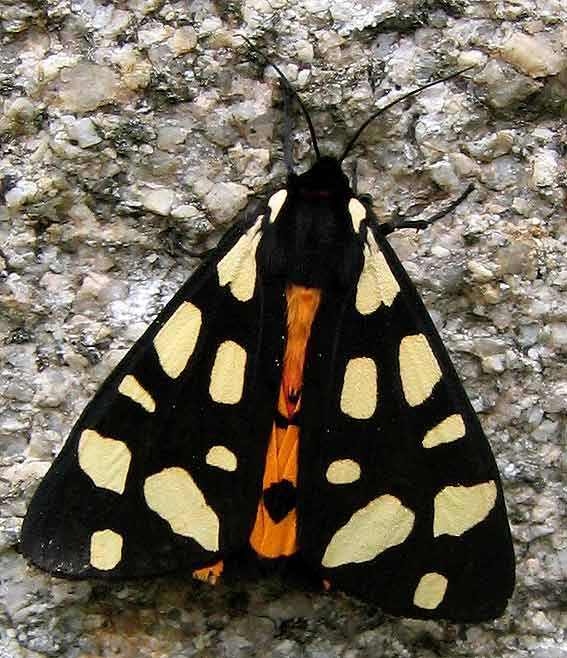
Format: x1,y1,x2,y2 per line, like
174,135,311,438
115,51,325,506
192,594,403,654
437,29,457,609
339,66,476,163
237,36,321,160
280,79,295,173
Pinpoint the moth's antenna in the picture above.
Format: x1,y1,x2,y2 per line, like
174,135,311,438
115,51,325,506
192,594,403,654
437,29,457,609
339,66,476,163
280,81,295,173
238,36,321,160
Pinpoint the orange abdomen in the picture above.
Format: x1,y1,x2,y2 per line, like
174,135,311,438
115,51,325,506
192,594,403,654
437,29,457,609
249,285,321,557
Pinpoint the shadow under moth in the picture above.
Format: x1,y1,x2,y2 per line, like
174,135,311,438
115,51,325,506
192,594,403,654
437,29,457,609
21,58,515,623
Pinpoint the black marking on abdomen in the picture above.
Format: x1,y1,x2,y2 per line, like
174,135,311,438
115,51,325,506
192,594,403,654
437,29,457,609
263,480,296,523
274,411,290,429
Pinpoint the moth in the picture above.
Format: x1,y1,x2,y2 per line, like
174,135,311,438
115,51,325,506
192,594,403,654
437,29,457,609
21,63,515,623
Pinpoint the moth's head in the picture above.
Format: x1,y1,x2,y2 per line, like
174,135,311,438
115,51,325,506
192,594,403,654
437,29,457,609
290,156,351,200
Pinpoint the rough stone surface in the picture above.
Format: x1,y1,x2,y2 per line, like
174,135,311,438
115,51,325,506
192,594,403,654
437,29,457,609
1,1,566,657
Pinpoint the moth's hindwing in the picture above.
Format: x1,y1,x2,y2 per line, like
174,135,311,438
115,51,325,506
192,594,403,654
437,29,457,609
296,206,515,622
21,208,286,578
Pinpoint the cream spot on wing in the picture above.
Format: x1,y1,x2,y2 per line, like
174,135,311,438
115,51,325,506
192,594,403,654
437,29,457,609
348,198,366,233
209,340,247,404
399,334,442,407
78,430,131,494
144,467,219,551
434,481,497,537
326,459,361,485
153,302,202,379
413,572,448,610
322,494,414,568
118,375,156,413
340,357,377,419
90,529,123,571
268,189,287,223
355,231,400,314
206,445,237,472
423,414,466,448
216,220,262,302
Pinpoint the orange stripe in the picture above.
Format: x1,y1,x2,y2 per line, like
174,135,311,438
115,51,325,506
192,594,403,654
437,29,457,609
249,285,321,558
282,285,322,417
193,560,224,584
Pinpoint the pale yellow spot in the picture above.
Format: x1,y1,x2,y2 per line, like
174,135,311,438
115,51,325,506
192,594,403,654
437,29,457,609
90,529,123,571
326,459,361,485
413,572,448,610
348,198,366,233
434,481,497,537
399,334,442,407
268,189,287,223
340,357,377,419
78,429,131,494
356,232,400,314
144,467,219,551
209,340,247,404
118,375,156,413
423,414,466,448
206,445,238,472
322,495,414,568
216,221,262,302
153,302,202,379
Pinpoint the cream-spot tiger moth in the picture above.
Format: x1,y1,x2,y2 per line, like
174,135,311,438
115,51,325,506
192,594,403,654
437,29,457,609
20,61,515,623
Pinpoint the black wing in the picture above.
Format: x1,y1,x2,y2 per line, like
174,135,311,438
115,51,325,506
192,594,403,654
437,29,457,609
297,202,515,622
21,200,287,578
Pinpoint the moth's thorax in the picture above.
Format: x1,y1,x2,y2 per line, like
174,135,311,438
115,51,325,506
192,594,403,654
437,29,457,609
261,157,361,290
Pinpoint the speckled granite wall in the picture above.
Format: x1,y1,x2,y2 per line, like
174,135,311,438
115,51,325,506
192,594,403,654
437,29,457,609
1,1,565,656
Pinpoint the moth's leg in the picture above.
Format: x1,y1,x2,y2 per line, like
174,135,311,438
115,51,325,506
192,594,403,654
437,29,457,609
184,247,215,260
380,183,474,235
351,160,358,196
